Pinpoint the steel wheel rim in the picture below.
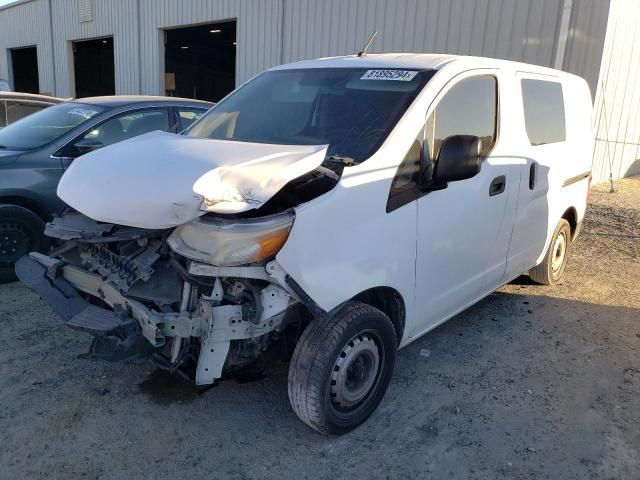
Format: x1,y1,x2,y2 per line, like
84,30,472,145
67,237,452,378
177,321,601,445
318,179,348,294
330,332,381,411
0,220,31,264
551,230,567,275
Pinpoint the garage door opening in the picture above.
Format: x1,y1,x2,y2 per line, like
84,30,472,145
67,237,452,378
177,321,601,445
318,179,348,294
11,46,39,93
73,37,115,98
164,20,236,102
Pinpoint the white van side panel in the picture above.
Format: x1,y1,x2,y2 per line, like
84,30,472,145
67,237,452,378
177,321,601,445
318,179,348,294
276,67,456,345
505,71,592,278
529,74,592,266
278,58,593,348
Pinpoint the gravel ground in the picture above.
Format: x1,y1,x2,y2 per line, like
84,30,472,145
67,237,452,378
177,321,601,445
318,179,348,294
1,177,639,480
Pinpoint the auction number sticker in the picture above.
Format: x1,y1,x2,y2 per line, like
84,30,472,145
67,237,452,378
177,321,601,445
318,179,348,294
68,107,99,119
361,70,418,81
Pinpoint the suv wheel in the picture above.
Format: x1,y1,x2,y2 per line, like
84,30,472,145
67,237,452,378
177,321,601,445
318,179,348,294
0,205,46,283
288,302,397,435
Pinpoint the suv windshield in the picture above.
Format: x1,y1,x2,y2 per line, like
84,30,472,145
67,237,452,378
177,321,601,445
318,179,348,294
187,68,433,163
0,102,106,150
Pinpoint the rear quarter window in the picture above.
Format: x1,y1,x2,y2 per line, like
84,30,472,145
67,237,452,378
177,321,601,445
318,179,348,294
521,79,566,146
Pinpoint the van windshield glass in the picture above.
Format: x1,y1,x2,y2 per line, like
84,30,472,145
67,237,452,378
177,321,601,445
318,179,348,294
0,102,106,150
187,68,434,163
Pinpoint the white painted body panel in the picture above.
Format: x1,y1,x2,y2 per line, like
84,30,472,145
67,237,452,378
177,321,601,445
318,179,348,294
411,67,519,337
57,130,327,228
505,71,593,278
277,55,593,347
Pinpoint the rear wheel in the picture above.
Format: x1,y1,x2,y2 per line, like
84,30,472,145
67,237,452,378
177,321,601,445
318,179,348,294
529,218,571,285
288,302,397,435
0,205,46,283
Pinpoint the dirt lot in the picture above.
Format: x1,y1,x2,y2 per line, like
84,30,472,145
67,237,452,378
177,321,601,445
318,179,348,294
1,177,639,480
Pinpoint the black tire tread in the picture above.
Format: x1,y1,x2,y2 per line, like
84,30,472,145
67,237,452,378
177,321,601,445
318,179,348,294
529,218,571,285
288,302,396,435
0,204,46,284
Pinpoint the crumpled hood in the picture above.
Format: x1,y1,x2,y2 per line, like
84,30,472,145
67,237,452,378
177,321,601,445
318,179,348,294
57,131,328,229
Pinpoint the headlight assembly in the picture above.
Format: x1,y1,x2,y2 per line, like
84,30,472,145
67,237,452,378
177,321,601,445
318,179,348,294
167,210,294,266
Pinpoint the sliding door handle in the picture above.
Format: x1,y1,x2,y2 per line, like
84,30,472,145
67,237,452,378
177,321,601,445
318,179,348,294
529,162,537,190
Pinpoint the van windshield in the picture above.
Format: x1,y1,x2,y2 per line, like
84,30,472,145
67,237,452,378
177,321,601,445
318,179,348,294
187,68,434,163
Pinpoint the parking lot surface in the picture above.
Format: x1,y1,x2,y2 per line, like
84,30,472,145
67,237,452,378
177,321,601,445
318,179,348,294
1,177,639,480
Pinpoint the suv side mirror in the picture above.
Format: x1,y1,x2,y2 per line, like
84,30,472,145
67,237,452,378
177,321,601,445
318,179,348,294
433,135,482,183
72,138,104,156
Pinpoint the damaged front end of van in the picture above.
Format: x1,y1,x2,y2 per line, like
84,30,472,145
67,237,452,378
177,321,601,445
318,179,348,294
16,131,340,385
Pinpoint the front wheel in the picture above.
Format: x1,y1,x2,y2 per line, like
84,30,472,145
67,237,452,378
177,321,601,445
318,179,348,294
529,218,571,285
0,205,46,283
288,302,397,435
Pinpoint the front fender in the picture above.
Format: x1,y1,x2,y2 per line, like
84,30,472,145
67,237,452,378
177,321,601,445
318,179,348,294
276,164,417,331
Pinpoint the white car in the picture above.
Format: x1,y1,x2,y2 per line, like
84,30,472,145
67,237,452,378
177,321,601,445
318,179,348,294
17,54,593,434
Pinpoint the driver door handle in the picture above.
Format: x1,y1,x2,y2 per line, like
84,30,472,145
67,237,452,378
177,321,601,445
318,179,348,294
489,175,506,196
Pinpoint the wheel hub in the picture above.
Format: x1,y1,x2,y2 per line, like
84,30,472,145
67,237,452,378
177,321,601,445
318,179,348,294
551,230,567,275
0,221,30,263
330,334,380,409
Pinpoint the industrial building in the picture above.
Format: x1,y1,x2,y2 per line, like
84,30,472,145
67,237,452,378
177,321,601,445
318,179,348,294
0,0,638,183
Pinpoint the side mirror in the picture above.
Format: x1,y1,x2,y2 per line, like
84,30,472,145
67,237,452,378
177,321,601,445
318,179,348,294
433,135,482,183
72,138,104,156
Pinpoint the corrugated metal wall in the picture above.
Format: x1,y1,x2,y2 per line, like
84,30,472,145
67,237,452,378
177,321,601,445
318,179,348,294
282,0,564,68
1,0,610,97
562,0,610,97
50,0,139,97
0,0,55,94
591,0,640,183
137,0,282,95
3,0,635,183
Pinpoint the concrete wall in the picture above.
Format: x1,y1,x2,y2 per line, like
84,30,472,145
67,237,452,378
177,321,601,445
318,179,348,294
591,0,640,183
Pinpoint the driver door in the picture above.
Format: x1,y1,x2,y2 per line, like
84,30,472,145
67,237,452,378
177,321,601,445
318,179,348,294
410,71,518,338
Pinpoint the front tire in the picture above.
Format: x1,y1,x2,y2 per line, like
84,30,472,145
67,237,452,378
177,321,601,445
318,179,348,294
0,205,46,283
529,218,571,285
288,302,397,435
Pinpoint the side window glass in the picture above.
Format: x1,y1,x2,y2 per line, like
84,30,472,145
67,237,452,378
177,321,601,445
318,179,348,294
0,101,6,127
81,109,170,149
387,75,497,213
6,101,46,125
521,79,566,145
178,108,206,130
425,75,497,161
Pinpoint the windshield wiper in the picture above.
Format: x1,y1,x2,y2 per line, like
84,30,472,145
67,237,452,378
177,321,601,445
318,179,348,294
324,154,357,167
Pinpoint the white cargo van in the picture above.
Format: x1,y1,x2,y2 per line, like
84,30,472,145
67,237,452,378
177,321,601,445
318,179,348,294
17,54,593,434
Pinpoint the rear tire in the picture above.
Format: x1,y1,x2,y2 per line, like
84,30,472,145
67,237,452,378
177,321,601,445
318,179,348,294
529,218,571,285
288,302,397,435
0,205,46,283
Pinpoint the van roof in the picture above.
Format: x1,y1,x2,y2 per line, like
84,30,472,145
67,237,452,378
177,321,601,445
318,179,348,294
271,53,576,79
272,53,457,71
